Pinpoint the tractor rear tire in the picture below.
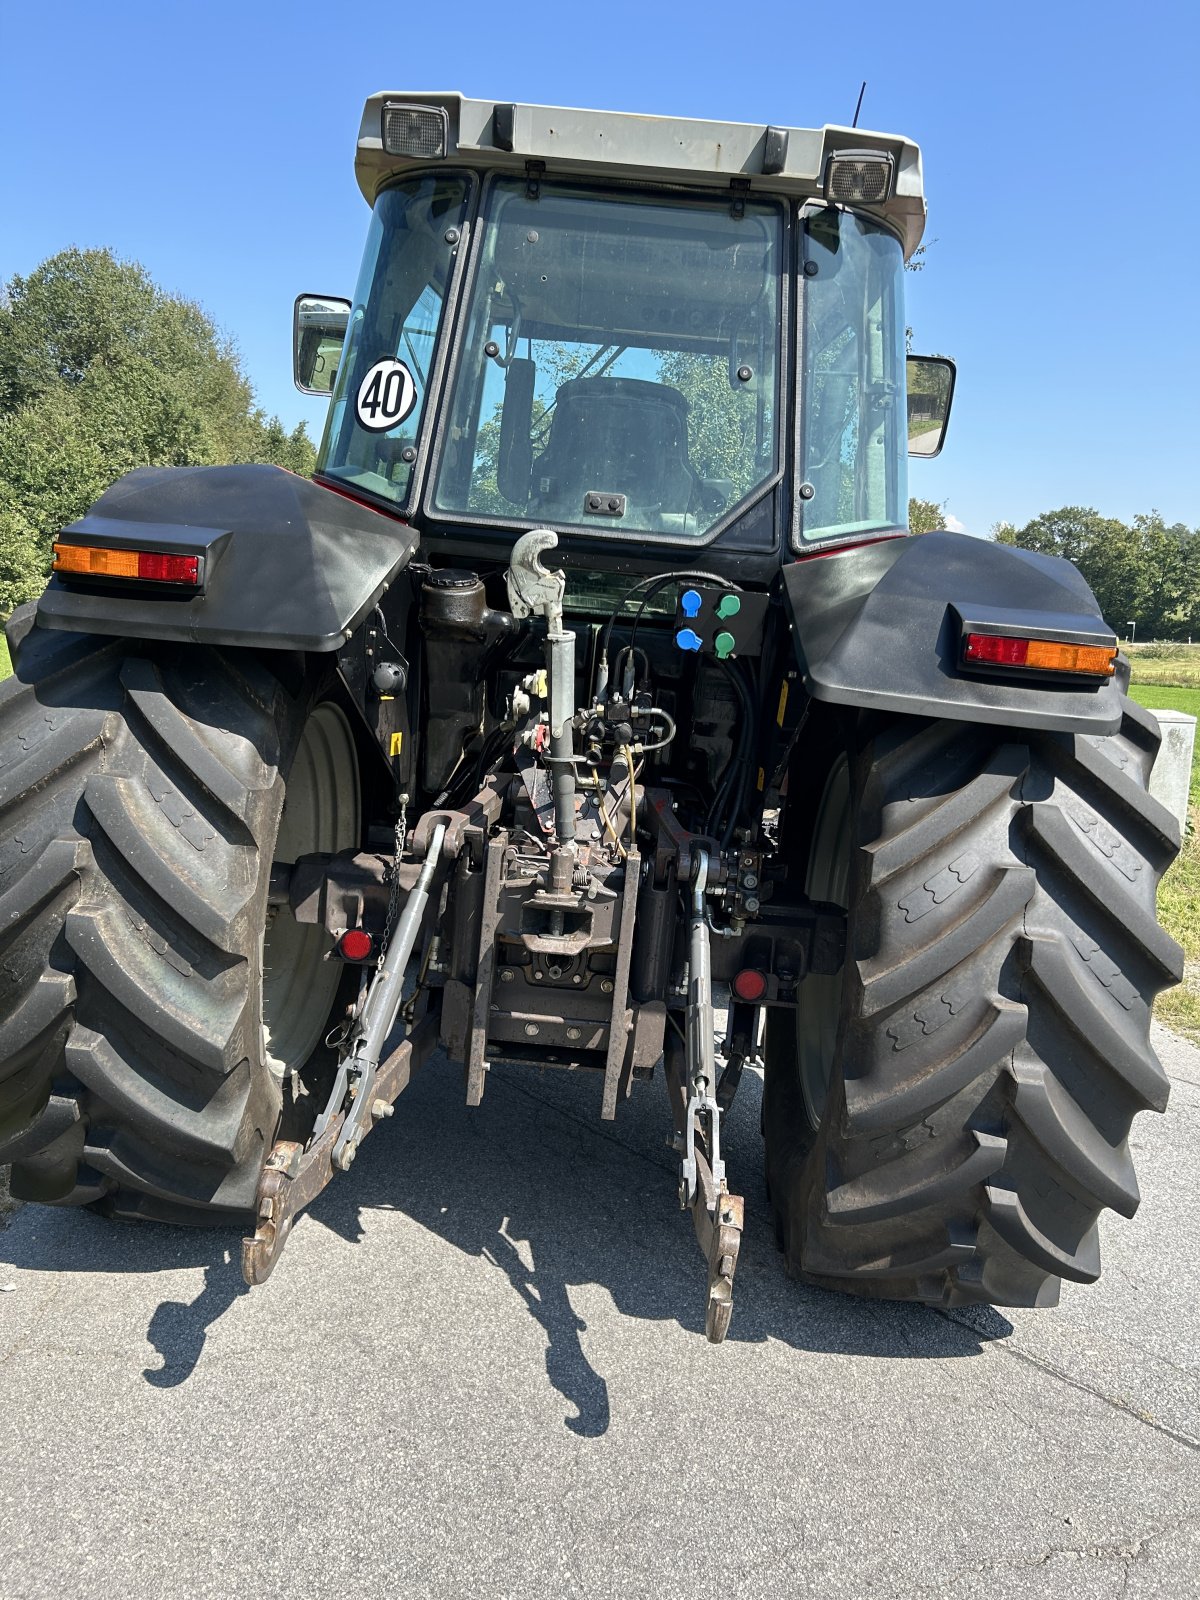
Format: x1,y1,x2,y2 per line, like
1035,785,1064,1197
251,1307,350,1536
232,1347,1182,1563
763,696,1182,1307
0,608,360,1223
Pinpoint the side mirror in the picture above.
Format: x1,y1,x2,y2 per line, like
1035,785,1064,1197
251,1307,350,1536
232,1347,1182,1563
906,355,956,457
294,294,351,396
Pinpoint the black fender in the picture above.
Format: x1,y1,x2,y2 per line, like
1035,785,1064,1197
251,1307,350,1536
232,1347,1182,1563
35,465,418,652
782,531,1123,735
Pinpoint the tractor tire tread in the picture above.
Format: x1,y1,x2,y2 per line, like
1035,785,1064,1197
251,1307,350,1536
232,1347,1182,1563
764,700,1180,1308
0,605,300,1219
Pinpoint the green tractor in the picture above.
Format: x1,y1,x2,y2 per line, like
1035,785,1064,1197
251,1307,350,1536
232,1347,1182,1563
0,93,1180,1339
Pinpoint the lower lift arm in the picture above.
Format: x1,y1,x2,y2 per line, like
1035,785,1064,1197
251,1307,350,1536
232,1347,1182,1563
666,846,746,1343
241,824,448,1285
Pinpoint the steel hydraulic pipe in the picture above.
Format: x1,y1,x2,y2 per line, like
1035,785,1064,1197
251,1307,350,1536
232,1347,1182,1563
547,624,577,844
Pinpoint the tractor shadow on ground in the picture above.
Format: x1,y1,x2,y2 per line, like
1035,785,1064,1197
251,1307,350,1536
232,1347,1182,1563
0,1056,1014,1424
301,1055,1015,1436
0,1201,251,1388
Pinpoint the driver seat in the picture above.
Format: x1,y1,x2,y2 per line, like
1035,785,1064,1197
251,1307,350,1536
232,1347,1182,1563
529,377,699,523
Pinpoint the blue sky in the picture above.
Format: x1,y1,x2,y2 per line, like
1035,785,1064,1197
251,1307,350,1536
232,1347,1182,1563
1,0,1194,537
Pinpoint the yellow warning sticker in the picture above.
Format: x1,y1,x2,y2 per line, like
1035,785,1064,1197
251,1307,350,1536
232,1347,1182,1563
389,732,404,758
757,766,765,791
776,680,789,727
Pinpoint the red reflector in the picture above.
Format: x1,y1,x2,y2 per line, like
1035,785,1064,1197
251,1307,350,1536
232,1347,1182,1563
732,968,768,1003
337,929,374,962
136,551,200,584
963,633,1029,666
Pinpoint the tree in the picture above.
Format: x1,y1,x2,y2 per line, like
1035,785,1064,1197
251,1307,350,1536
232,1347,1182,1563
996,507,1137,629
656,351,764,499
0,248,314,615
1131,511,1191,640
908,497,946,535
995,506,1200,640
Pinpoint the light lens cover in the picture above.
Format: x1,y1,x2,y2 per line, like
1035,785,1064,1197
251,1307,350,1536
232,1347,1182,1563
52,543,201,586
962,632,1117,677
381,103,448,160
825,152,895,205
732,968,769,1003
337,929,374,962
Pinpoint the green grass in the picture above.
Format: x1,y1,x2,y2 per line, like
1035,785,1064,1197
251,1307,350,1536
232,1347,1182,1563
0,633,10,681
907,418,941,439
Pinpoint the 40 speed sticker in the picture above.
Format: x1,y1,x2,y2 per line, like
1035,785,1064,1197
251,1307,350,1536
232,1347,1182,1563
355,358,417,433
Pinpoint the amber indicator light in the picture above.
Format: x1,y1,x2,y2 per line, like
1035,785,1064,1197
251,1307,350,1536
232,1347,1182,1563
53,543,201,586
962,632,1117,677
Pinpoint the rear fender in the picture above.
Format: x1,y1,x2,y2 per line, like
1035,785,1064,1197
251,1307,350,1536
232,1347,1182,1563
35,465,418,653
781,532,1123,735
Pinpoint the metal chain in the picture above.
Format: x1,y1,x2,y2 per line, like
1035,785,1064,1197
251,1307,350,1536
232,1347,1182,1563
376,793,409,972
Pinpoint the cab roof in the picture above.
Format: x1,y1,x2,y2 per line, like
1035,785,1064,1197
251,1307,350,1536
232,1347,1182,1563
355,91,926,260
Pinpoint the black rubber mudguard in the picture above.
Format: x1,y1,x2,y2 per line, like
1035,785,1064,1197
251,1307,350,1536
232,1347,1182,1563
36,465,418,652
782,531,1123,734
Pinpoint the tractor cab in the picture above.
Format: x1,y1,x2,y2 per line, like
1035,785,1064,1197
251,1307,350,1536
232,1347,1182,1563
295,93,952,581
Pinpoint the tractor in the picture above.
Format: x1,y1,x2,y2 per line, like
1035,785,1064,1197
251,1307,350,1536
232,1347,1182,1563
0,93,1180,1339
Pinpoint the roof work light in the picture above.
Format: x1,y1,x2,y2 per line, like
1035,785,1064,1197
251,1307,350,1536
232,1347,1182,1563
824,150,895,204
381,102,449,160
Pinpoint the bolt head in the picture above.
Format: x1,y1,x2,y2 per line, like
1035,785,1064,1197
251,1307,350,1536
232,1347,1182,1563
524,1023,539,1037
601,979,614,994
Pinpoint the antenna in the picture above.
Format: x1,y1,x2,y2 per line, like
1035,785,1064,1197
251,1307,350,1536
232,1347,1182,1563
851,81,867,129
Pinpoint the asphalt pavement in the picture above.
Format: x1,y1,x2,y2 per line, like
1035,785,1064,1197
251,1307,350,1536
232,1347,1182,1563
1,1023,1198,1600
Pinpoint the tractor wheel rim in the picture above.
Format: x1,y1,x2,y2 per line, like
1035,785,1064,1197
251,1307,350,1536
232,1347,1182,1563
262,702,359,1076
796,754,852,1130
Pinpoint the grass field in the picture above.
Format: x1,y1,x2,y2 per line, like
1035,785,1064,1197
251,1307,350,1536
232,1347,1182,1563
1122,641,1200,686
0,633,9,680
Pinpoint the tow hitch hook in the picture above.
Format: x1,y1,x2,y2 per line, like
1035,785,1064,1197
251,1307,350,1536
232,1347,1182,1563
674,847,745,1343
